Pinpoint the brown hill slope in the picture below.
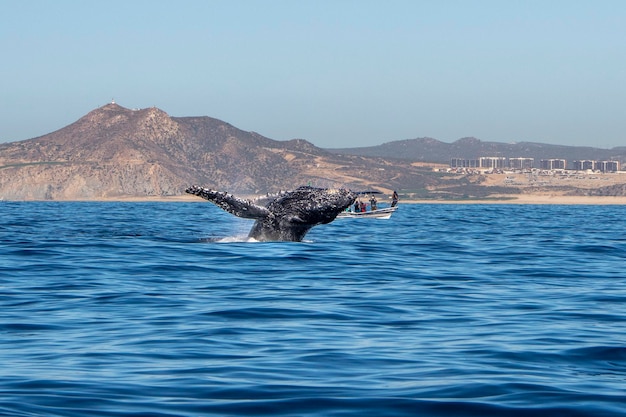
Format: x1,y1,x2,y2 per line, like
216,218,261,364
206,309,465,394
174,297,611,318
0,103,439,200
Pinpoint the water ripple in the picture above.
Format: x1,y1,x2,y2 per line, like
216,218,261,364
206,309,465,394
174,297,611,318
1,203,626,416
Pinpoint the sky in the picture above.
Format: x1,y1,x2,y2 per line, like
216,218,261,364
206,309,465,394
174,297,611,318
1,0,625,149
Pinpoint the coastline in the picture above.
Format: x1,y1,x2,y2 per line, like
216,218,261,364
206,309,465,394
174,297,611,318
403,195,626,205
10,194,626,205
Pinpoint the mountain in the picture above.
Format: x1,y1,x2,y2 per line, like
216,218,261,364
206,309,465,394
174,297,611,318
331,137,626,167
0,103,438,200
3,103,623,201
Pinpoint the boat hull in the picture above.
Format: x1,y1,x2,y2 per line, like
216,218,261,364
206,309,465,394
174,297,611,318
336,206,397,219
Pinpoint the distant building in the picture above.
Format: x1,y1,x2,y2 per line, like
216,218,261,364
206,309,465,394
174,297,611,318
540,159,566,170
451,155,621,172
450,158,479,168
479,157,506,169
597,160,620,172
509,157,534,170
573,160,620,172
573,160,595,171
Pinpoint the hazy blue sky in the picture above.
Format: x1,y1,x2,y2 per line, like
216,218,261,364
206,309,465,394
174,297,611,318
2,0,625,148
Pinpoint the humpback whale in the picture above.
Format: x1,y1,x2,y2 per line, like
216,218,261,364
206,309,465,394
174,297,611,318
185,185,357,242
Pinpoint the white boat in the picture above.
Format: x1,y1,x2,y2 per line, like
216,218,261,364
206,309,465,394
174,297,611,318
337,206,398,219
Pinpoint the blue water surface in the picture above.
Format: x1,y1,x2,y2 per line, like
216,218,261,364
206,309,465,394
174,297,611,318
1,202,625,416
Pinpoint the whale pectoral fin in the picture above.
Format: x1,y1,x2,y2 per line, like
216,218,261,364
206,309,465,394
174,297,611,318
186,186,270,219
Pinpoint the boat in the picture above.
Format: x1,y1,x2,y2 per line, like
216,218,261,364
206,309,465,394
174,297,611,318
336,190,398,219
337,206,397,219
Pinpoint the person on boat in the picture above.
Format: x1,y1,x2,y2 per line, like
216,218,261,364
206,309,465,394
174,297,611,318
354,200,360,213
369,195,378,210
360,201,367,212
391,191,399,207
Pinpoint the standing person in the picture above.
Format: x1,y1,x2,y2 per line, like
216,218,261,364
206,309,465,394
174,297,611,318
369,195,378,210
354,200,360,213
391,191,399,207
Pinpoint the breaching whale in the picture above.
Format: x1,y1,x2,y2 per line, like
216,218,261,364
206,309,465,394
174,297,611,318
185,185,357,242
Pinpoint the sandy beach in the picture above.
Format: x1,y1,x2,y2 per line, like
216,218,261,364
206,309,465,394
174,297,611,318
406,195,626,205
57,193,626,205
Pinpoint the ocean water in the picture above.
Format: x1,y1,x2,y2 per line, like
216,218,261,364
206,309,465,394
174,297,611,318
1,201,625,417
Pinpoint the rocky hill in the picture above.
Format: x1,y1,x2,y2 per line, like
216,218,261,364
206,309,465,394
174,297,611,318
0,103,440,200
3,103,625,201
